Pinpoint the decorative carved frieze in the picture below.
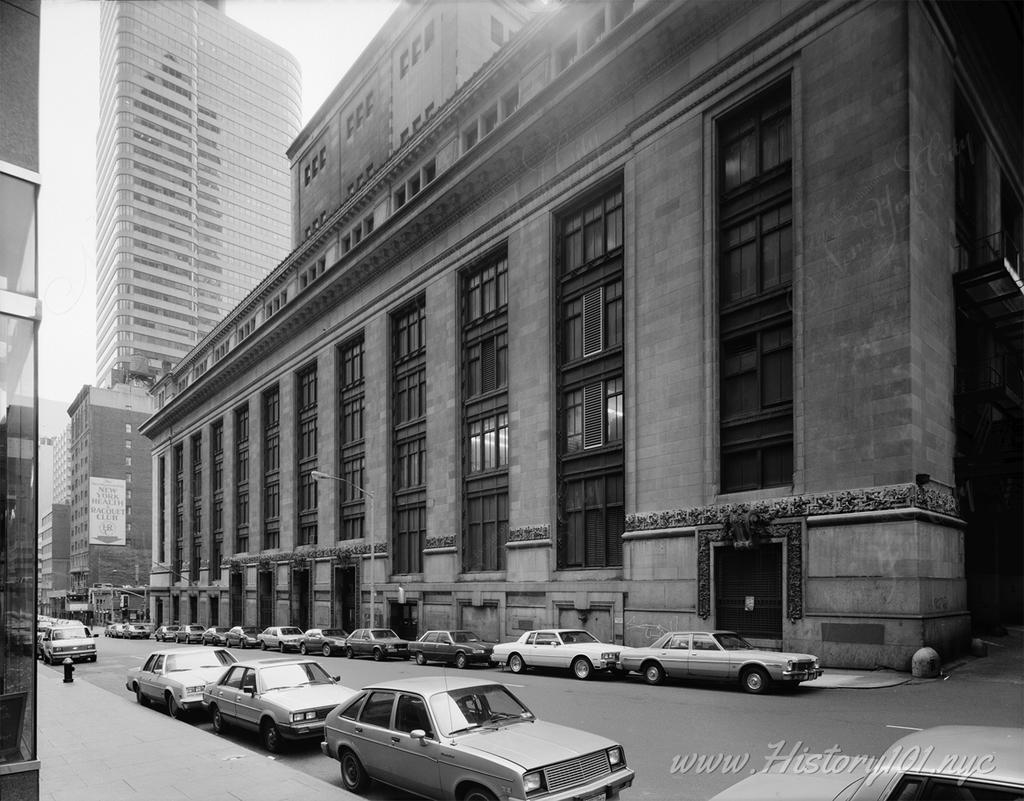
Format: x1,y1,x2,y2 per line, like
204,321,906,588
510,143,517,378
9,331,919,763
425,534,456,550
628,483,960,533
508,525,550,543
228,541,386,569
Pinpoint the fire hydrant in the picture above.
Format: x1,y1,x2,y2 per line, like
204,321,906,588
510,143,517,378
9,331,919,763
62,657,75,683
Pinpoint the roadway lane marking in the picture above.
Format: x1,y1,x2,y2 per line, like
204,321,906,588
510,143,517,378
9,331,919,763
886,725,923,731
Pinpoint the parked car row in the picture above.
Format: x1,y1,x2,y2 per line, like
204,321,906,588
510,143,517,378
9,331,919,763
122,646,637,801
118,622,826,695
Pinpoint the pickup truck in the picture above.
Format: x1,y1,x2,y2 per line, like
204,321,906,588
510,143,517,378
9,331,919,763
39,624,97,664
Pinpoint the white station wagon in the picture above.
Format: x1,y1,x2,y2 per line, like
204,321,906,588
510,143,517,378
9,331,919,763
491,629,622,680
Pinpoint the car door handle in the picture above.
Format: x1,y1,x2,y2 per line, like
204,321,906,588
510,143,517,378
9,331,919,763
354,726,363,733
391,736,400,744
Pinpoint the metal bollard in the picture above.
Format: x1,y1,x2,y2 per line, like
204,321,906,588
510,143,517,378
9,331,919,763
62,657,75,683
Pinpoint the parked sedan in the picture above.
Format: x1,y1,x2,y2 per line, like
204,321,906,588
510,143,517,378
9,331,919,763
709,725,1024,800
491,629,622,680
618,630,822,693
175,624,206,644
201,626,231,646
410,630,495,668
322,676,635,800
299,628,349,657
125,647,237,719
344,629,410,661
257,626,305,652
153,625,180,642
124,622,154,639
203,657,358,752
225,625,260,649
108,622,126,638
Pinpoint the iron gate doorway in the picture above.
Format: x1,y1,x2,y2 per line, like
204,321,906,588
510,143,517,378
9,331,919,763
714,542,783,639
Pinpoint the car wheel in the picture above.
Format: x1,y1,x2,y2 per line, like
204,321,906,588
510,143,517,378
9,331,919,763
260,641,267,650
339,747,370,793
643,661,665,686
572,657,594,681
346,646,355,659
238,640,246,650
134,684,148,707
279,642,285,652
507,653,525,674
455,652,468,670
211,705,227,734
461,784,498,801
415,652,427,666
741,666,771,694
261,719,283,753
322,644,332,658
299,643,307,655
372,648,384,662
166,693,182,720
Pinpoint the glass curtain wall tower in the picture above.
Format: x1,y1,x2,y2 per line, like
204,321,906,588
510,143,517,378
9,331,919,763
95,0,300,385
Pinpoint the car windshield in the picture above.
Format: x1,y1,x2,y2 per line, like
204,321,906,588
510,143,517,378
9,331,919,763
429,684,534,736
370,629,399,639
260,662,333,691
52,628,88,640
279,627,303,635
714,633,754,651
452,631,481,643
165,651,234,671
559,630,599,644
321,629,346,637
241,627,257,634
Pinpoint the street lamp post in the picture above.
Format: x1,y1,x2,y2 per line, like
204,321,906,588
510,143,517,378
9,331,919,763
311,470,376,628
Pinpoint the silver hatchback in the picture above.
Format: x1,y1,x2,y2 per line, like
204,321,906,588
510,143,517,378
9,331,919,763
322,676,635,800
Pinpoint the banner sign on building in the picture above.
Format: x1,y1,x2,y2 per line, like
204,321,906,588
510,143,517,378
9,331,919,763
89,477,126,545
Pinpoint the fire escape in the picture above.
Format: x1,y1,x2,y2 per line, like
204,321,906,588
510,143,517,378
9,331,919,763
954,230,1024,627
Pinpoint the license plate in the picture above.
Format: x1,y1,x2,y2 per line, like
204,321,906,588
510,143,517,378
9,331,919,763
580,793,606,801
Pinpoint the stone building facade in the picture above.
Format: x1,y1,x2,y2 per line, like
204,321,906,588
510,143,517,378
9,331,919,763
142,0,1022,669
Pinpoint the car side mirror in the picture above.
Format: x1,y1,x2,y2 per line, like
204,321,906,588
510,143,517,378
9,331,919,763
332,675,341,682
410,729,428,744
243,686,256,696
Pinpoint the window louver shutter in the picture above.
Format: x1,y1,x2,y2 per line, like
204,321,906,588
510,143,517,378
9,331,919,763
583,382,604,448
481,337,495,392
582,287,604,356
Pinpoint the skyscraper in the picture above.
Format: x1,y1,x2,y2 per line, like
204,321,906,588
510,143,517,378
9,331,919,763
95,0,300,386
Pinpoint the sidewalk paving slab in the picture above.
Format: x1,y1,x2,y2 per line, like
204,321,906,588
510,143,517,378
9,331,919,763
36,668,350,801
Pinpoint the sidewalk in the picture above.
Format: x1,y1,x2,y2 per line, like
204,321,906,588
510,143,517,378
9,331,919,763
808,625,1024,690
36,669,349,801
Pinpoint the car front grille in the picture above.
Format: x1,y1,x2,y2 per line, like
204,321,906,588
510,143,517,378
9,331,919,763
790,660,815,671
314,707,334,721
543,750,611,793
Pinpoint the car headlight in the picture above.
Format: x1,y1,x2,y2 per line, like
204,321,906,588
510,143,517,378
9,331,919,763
186,685,204,694
291,711,317,723
472,648,484,654
602,651,618,661
813,658,819,669
385,644,395,650
608,747,624,767
523,771,544,793
787,659,794,670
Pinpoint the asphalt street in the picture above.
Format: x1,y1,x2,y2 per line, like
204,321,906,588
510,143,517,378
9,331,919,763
45,635,1024,801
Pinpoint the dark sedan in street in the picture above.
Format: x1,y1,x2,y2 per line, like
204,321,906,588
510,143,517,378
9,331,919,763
344,628,410,661
201,626,231,646
299,628,349,657
409,630,494,668
225,625,259,649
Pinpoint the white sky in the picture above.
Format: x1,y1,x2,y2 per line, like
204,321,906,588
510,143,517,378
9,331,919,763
36,0,398,407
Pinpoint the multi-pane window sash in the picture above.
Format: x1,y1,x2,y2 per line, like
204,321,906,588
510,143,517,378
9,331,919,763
468,413,508,472
561,187,623,274
465,256,507,322
396,437,425,489
464,491,508,572
394,504,425,574
394,301,425,361
562,474,624,568
718,80,793,492
395,369,426,424
465,333,507,398
563,280,623,362
565,379,624,452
